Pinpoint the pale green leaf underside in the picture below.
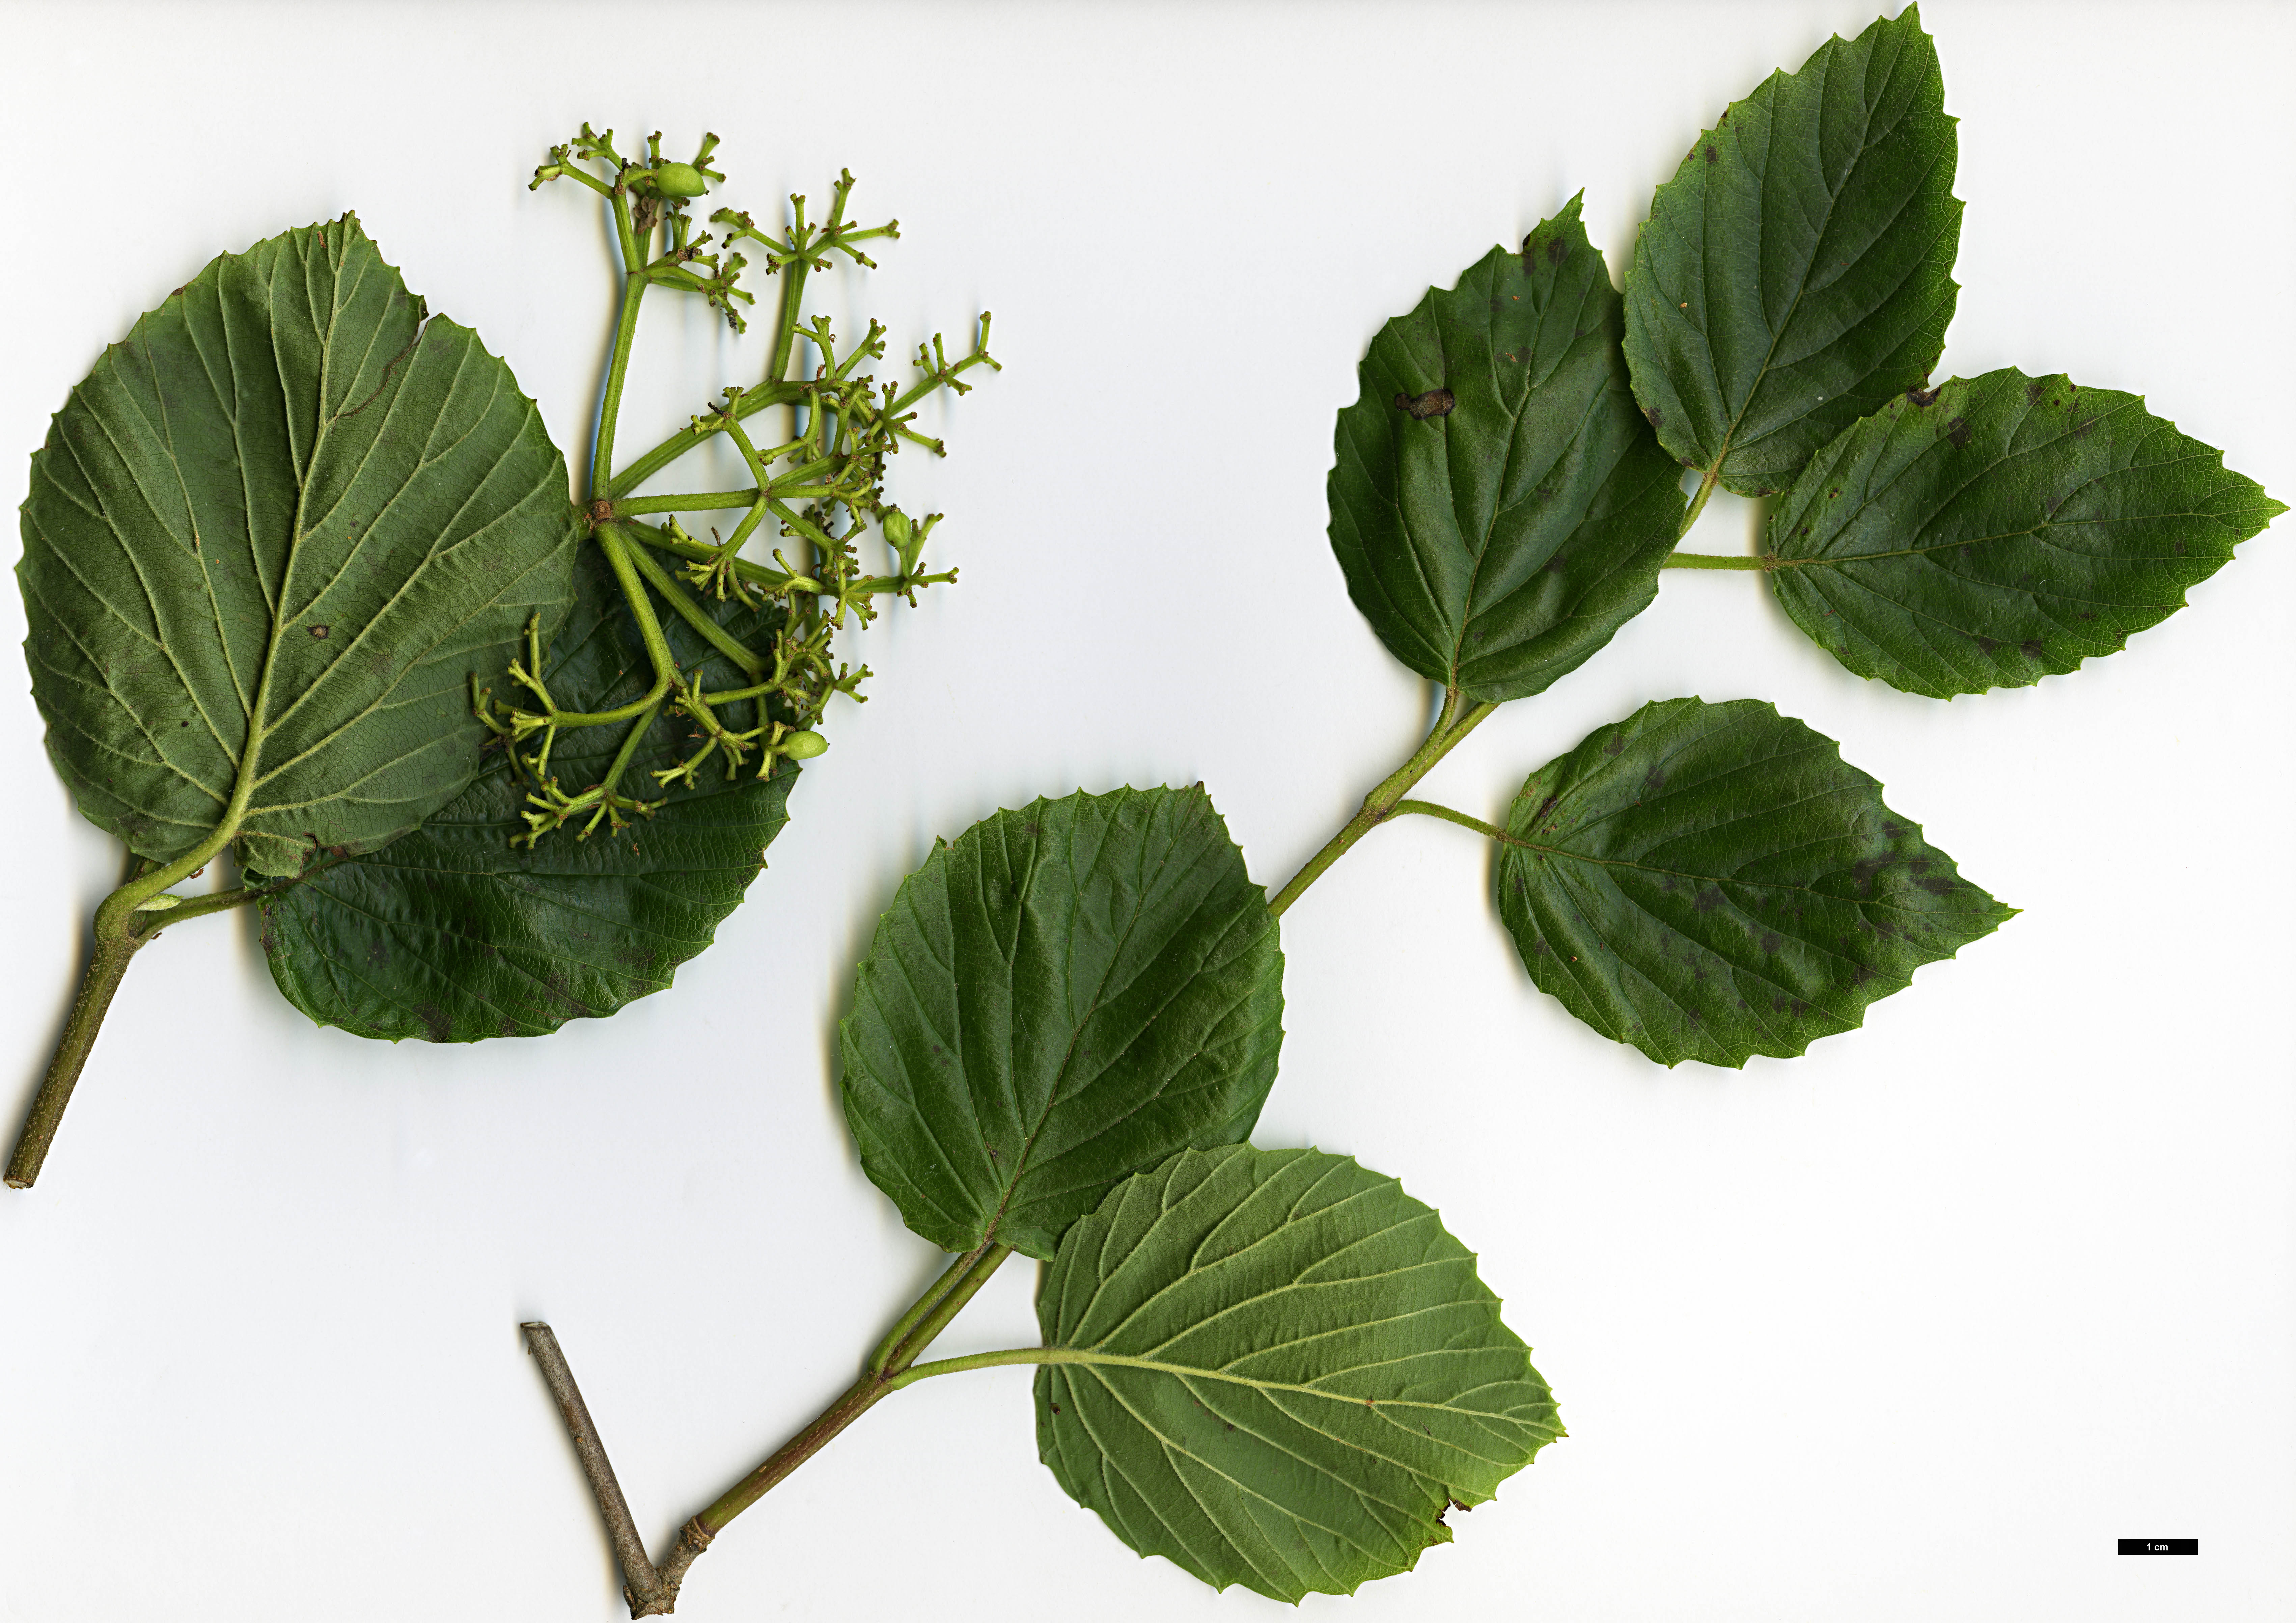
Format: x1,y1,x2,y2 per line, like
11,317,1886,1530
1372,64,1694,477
1768,368,2287,697
19,215,577,869
1329,197,1685,702
1035,1145,1560,1602
1623,6,1961,496
841,787,1284,1261
1497,697,2012,1066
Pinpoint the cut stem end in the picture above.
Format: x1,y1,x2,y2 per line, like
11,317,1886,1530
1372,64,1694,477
7,915,150,1189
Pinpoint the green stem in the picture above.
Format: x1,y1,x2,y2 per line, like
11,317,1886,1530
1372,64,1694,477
592,700,666,805
614,488,767,516
6,838,271,1189
592,277,649,499
608,184,645,288
1663,458,1780,569
864,1253,975,1377
9,778,264,1187
607,383,804,501
695,1243,1012,1531
878,1243,1012,1374
623,520,924,607
769,246,813,388
592,525,680,704
866,1243,994,1376
621,539,765,679
531,694,664,730
1264,689,1498,918
695,678,798,707
621,520,801,592
7,920,144,1190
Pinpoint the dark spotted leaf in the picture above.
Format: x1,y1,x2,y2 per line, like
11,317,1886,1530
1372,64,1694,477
256,543,797,1041
1623,7,1961,497
841,787,1282,1261
1496,697,2012,1066
1767,369,2287,697
1328,197,1685,703
1034,1144,1561,1601
18,215,577,871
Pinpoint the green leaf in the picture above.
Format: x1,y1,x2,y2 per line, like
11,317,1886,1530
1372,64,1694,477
1496,697,2012,1066
255,542,798,1042
841,787,1283,1261
1623,7,1962,496
1033,1144,1560,1601
1328,198,1685,703
1767,369,2287,697
18,215,577,870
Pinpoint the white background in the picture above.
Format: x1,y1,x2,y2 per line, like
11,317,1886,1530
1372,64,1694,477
2,3,2289,1619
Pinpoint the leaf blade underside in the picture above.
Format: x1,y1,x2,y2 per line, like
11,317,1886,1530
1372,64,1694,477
257,542,799,1042
841,787,1284,1261
1768,369,2287,696
1035,1145,1560,1602
1329,198,1685,703
18,215,578,870
1496,697,2012,1066
1623,6,1962,496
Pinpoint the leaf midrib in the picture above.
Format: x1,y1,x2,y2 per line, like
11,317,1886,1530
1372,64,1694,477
1509,834,1960,911
1682,30,1917,483
1043,1347,1532,1423
1448,265,1600,682
234,230,359,843
976,801,1196,1249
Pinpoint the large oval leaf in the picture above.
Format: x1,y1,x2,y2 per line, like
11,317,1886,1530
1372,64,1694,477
1767,369,2287,697
1328,198,1684,702
18,215,577,870
1496,697,2012,1066
841,787,1282,1261
256,543,798,1042
1034,1144,1561,1602
1622,7,1961,497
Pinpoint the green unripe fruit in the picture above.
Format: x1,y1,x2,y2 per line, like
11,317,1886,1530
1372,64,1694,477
650,162,708,198
782,730,829,760
880,509,914,549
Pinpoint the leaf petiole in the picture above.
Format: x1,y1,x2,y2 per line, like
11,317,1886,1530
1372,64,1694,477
1660,456,1777,568
1390,798,1513,843
865,1240,1010,1377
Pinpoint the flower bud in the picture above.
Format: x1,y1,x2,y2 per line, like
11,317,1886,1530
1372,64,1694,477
782,730,829,760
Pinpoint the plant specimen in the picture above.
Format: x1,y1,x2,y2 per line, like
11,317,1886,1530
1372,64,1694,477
520,9,2279,1612
530,786,1561,1613
9,129,994,1188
